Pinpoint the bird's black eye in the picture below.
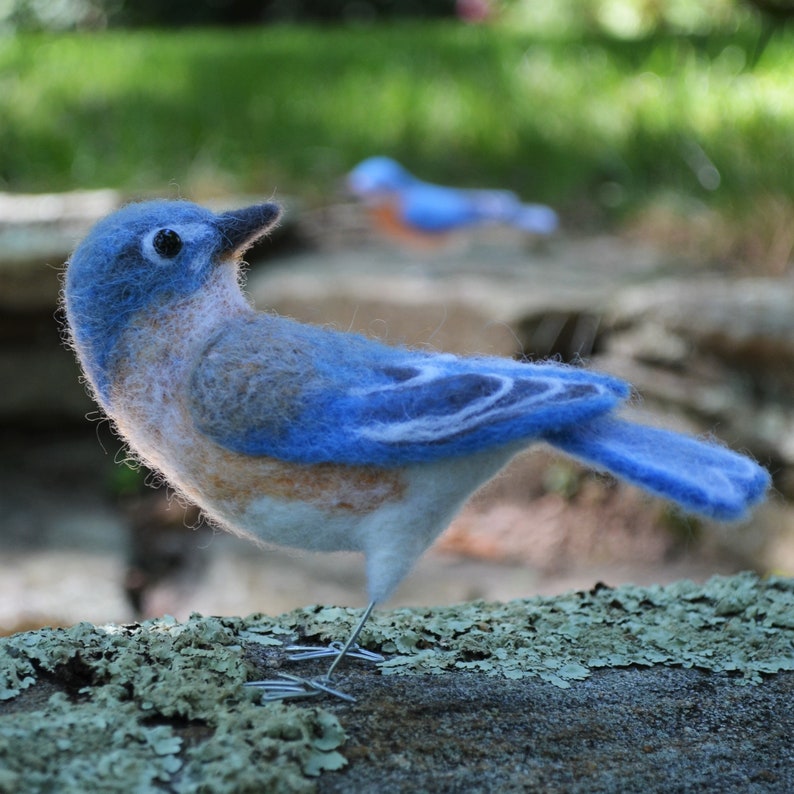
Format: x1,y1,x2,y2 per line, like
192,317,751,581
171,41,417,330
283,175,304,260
153,228,183,259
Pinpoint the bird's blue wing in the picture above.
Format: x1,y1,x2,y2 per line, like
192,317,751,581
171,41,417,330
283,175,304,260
334,359,627,462
189,315,630,467
400,185,519,232
188,315,768,519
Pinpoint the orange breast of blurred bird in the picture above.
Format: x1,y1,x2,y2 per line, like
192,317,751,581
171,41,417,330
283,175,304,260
367,201,450,250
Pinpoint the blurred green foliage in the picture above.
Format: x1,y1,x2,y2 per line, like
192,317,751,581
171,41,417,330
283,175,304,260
0,2,791,224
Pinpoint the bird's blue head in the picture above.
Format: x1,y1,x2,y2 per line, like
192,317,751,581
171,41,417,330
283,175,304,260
348,156,417,197
64,198,280,403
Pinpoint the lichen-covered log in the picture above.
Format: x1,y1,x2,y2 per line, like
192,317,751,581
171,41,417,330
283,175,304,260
1,573,792,792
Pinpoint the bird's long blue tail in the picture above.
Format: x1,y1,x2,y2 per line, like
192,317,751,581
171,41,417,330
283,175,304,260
546,416,770,521
511,203,559,235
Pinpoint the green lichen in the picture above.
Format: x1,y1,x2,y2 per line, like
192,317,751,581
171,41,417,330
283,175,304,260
0,696,182,793
1,573,792,791
0,616,345,793
270,572,794,688
177,701,346,793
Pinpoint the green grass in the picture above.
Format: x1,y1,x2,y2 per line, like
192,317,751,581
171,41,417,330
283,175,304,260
0,19,792,222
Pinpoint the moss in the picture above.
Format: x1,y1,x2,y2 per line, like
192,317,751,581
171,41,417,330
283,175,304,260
0,572,792,791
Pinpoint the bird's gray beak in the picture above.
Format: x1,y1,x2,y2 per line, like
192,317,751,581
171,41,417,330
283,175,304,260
215,202,281,258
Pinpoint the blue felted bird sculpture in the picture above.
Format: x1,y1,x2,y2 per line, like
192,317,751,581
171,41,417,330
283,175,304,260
348,156,559,241
63,199,769,701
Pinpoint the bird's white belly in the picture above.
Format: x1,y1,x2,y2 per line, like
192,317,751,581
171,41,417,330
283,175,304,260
236,495,368,552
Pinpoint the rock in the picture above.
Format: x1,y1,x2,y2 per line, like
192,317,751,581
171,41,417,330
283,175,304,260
0,189,121,310
247,233,671,358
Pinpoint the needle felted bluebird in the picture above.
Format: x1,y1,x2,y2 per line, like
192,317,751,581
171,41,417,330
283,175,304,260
64,199,769,701
348,156,559,239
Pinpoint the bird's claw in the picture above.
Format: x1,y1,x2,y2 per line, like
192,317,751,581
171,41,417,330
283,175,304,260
285,641,385,664
245,672,356,703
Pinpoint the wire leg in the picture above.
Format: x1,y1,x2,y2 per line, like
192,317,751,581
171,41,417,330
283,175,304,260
245,601,381,703
324,600,376,681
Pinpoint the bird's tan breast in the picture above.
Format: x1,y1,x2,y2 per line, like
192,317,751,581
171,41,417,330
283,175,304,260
107,282,406,534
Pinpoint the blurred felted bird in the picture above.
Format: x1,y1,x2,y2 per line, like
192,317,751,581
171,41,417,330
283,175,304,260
347,156,559,246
